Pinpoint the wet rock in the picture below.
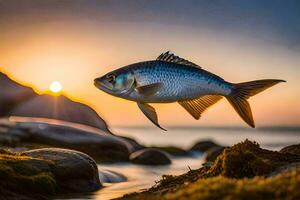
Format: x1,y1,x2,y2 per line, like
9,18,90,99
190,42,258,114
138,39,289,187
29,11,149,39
189,140,221,152
150,146,189,156
12,120,133,162
0,72,36,116
22,148,101,192
99,169,127,183
9,94,109,131
130,148,171,165
118,136,145,151
0,119,30,147
204,146,226,162
280,144,300,155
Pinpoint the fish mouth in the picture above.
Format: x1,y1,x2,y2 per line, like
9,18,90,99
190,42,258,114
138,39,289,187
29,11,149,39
94,78,102,89
94,78,113,92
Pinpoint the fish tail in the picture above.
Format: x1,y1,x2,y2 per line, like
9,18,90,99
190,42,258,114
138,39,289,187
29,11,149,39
226,79,285,128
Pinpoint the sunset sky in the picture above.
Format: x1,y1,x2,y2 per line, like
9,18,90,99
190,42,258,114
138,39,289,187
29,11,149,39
0,0,299,127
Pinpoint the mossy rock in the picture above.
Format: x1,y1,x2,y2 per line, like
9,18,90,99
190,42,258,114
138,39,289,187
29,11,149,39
0,149,57,199
120,170,300,200
22,148,102,192
119,140,300,200
208,140,300,178
0,147,102,199
166,170,300,200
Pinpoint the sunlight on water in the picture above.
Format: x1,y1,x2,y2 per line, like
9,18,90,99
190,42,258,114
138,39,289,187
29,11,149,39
95,156,203,200
88,126,300,200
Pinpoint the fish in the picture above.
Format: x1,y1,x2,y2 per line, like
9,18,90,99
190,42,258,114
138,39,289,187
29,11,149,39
94,51,285,130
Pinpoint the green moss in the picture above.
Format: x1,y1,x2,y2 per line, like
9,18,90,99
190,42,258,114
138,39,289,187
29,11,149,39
119,140,300,200
207,139,300,178
164,170,300,200
121,170,300,200
0,148,57,198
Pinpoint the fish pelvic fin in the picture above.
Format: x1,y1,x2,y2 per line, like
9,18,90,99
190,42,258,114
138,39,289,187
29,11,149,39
178,95,223,120
226,79,286,128
137,102,167,131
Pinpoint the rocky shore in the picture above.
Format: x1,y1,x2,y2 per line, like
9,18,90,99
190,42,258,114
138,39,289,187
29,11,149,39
119,140,300,200
0,148,101,199
1,118,300,200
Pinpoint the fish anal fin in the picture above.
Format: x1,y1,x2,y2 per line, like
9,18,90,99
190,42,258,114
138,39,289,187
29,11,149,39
136,83,162,96
178,95,223,120
137,102,167,131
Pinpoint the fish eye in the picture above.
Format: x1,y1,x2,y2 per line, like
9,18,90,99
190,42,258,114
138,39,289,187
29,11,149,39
107,74,116,83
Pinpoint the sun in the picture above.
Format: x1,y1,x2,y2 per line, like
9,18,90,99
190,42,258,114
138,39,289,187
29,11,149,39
49,81,63,93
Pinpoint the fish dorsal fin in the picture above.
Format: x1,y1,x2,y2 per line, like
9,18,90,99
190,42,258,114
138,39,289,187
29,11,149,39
178,95,222,120
137,102,167,131
156,51,201,68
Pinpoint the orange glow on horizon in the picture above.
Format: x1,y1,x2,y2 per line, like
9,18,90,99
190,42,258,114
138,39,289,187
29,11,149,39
0,22,299,127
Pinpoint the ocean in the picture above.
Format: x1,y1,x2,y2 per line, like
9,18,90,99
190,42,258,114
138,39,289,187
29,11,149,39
78,126,300,200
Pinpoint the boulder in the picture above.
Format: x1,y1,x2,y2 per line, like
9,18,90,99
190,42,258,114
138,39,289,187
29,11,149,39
118,136,145,151
9,94,109,131
150,146,189,157
98,169,127,183
204,146,226,162
130,148,171,165
280,144,300,155
22,148,101,192
0,149,56,199
0,72,36,116
190,140,221,152
14,120,133,162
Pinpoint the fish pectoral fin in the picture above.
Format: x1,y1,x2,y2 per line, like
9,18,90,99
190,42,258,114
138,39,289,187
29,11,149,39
178,95,223,120
137,102,167,131
136,83,162,96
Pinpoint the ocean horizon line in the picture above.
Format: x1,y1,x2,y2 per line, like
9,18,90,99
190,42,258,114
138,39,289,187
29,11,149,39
113,125,300,132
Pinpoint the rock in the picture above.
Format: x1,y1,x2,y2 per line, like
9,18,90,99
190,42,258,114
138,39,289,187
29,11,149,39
204,146,226,162
0,72,36,116
268,162,300,177
0,149,57,199
130,148,171,165
22,148,101,192
190,140,221,152
208,140,300,178
118,136,145,151
13,120,133,162
0,72,109,131
98,169,127,183
9,94,109,131
118,140,300,200
280,144,300,155
150,146,189,156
